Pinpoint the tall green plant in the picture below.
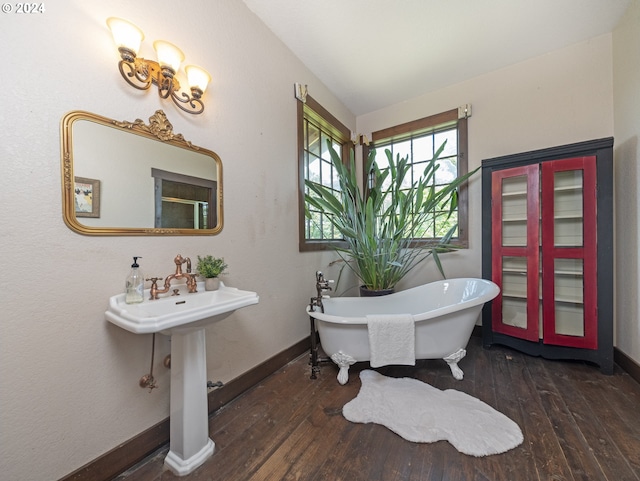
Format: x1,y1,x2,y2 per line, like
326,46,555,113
305,141,478,291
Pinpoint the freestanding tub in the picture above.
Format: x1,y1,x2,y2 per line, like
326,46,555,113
306,278,500,384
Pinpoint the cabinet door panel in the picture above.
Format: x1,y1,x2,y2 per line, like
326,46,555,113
500,256,531,330
553,258,585,336
491,165,539,341
552,169,584,246
541,157,597,349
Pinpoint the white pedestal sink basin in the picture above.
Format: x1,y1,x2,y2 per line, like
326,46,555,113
105,281,259,476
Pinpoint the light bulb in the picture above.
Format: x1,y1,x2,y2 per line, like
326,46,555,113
185,65,211,94
106,17,144,56
153,40,185,73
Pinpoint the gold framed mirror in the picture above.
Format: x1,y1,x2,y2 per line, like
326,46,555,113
61,110,223,235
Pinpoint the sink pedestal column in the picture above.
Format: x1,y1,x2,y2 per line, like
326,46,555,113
164,328,215,476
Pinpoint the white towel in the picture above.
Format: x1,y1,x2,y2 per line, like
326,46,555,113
367,314,416,368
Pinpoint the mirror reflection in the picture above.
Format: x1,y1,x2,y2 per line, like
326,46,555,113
61,110,223,235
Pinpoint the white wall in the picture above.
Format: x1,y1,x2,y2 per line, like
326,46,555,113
0,1,353,479
357,35,615,293
613,0,640,363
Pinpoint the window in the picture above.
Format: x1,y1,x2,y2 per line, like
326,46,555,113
364,108,469,247
297,95,352,251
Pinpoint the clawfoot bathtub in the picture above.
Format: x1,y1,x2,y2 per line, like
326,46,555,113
306,278,499,384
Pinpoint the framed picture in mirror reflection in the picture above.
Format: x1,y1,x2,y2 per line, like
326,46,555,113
74,176,101,218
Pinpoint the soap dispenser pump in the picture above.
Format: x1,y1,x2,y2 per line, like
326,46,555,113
125,256,145,304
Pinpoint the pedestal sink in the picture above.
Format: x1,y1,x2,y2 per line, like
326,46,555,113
105,281,259,476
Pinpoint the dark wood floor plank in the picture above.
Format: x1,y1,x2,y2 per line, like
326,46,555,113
213,365,340,480
489,347,566,480
247,375,357,481
246,417,331,480
609,367,640,406
306,416,369,481
464,342,520,481
280,414,356,481
558,363,640,479
304,369,384,481
525,358,606,481
482,346,542,481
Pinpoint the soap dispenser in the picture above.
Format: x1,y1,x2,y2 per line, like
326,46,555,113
125,256,145,304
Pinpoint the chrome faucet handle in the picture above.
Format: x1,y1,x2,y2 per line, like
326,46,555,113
315,271,333,292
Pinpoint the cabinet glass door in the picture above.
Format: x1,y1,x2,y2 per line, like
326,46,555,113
491,165,539,341
541,157,597,348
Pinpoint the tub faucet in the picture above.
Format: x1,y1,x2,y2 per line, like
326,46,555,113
148,254,198,300
310,271,333,312
308,271,334,380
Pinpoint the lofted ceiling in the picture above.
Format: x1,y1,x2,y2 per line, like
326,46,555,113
242,0,632,116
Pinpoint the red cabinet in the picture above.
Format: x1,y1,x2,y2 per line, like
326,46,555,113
482,138,613,374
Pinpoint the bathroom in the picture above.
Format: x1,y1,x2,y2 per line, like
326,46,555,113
1,1,639,479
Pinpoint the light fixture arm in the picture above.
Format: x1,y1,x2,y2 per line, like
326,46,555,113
116,57,205,115
118,57,156,91
168,89,205,115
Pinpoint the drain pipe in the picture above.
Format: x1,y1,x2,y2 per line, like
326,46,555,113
139,334,158,392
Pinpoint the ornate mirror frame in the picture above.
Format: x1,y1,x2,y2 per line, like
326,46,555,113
60,110,223,236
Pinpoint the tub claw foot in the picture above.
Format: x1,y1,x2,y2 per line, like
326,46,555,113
331,352,356,385
443,348,466,380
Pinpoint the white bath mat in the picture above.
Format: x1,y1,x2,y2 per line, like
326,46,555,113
342,370,523,456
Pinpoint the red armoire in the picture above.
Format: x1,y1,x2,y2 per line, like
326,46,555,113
481,138,614,374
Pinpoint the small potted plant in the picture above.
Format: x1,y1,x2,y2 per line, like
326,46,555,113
196,255,228,291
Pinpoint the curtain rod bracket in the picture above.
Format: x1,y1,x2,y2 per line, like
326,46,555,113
458,104,472,119
294,83,308,103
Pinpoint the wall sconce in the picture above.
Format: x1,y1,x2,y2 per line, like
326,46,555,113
106,17,211,115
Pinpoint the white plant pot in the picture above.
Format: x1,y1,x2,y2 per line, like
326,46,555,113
204,277,220,291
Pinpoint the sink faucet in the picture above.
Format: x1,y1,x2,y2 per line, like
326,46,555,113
148,254,198,300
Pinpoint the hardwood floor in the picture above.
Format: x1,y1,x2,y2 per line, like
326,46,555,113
116,336,640,481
